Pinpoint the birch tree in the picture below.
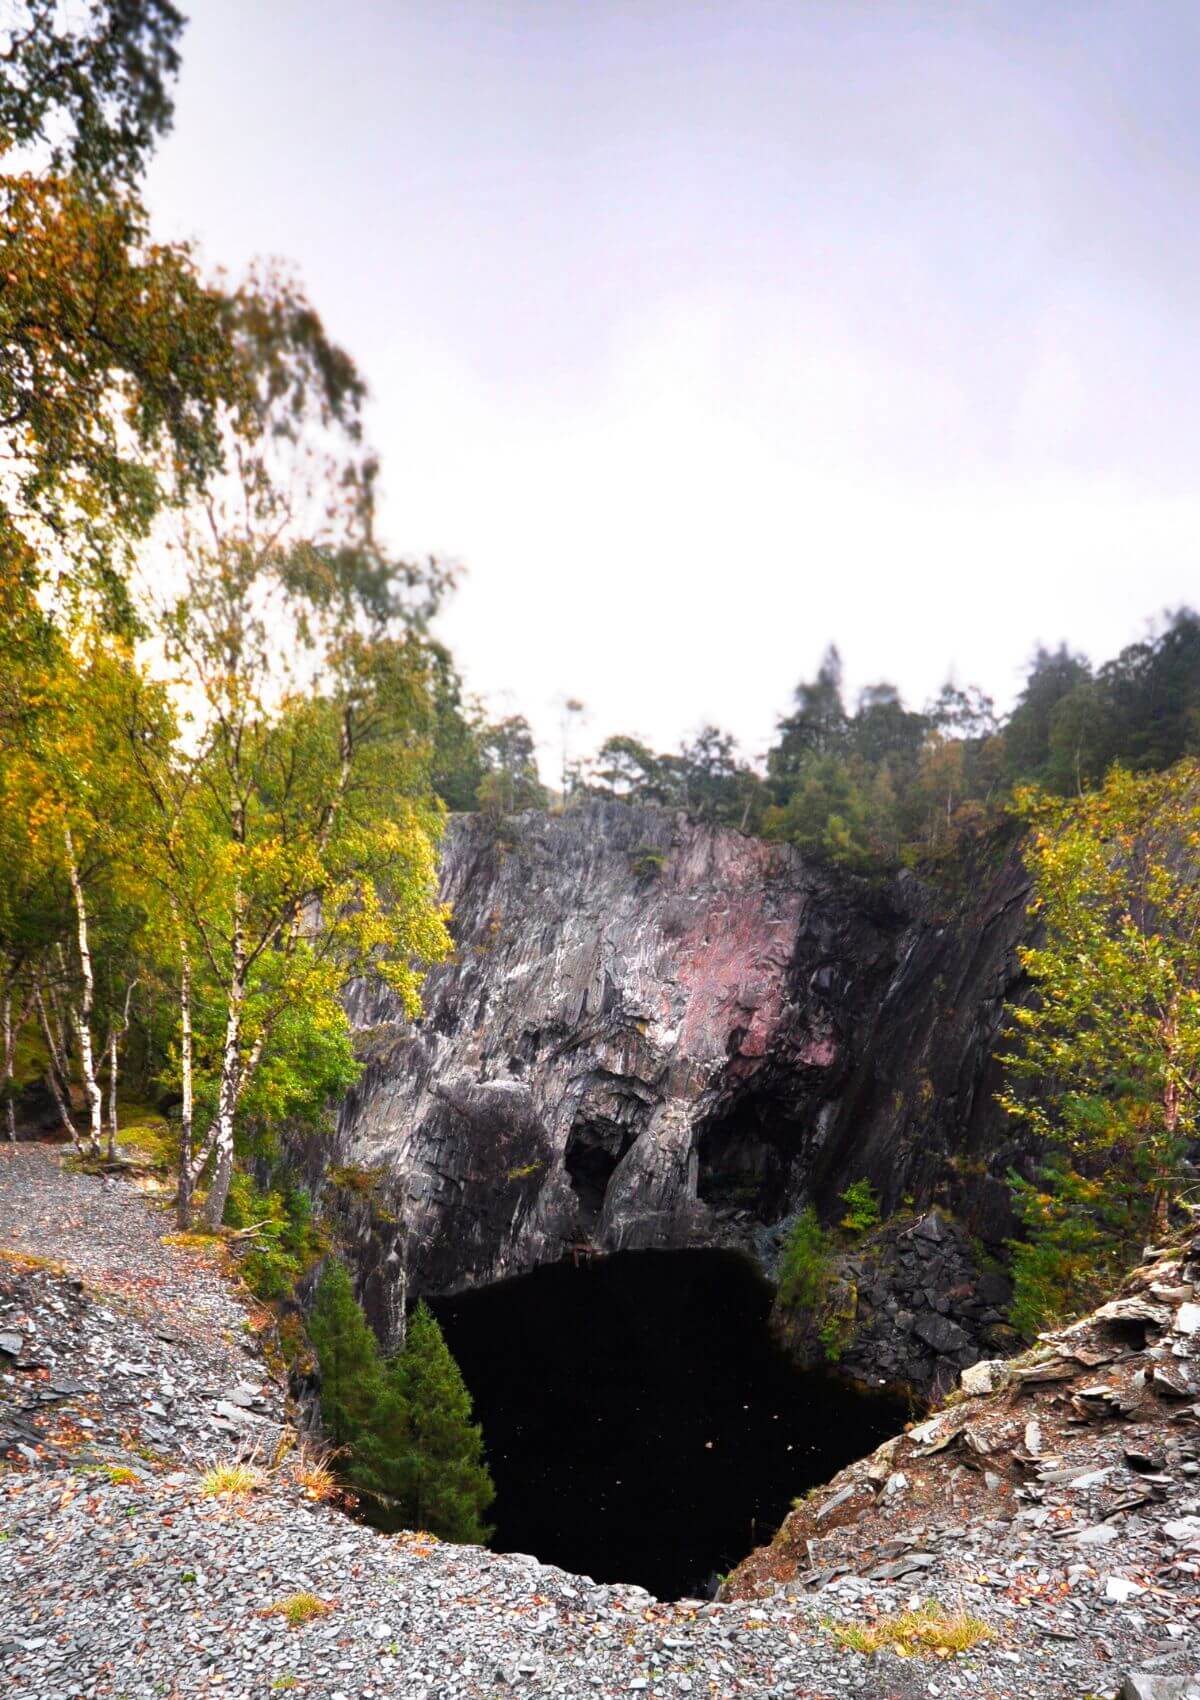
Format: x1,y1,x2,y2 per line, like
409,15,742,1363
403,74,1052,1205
119,276,454,1228
147,550,452,1228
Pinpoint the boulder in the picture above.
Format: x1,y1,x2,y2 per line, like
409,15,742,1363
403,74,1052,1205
913,1311,971,1355
1121,1678,1200,1700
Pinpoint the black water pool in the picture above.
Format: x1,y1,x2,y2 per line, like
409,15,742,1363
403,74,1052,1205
428,1248,907,1600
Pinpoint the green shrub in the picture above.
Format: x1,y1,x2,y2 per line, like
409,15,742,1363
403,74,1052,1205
630,848,667,878
1007,1158,1133,1338
223,1171,323,1302
776,1208,862,1363
838,1178,880,1235
375,1302,494,1544
308,1261,383,1449
776,1208,833,1313
818,1279,857,1363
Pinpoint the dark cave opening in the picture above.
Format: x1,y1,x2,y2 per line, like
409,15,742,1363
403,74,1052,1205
429,1249,907,1600
695,1099,804,1221
564,1116,636,1218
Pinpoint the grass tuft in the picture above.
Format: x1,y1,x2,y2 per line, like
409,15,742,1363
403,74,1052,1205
161,1230,223,1252
199,1461,262,1499
823,1601,995,1659
267,1592,332,1626
101,1463,140,1486
292,1449,339,1503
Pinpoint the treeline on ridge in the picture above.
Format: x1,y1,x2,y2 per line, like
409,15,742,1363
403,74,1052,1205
431,609,1200,873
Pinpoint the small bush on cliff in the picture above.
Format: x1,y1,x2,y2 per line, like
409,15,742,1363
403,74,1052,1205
1006,1158,1131,1337
777,1208,833,1313
776,1207,862,1362
838,1179,881,1236
223,1171,324,1303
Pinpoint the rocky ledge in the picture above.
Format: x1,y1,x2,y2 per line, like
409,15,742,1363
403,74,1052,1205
777,1207,1018,1399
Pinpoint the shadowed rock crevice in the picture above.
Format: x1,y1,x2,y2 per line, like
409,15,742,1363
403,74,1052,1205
695,1095,805,1222
564,1069,657,1225
565,1118,636,1219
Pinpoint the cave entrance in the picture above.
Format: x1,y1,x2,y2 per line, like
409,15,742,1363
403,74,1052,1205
564,1115,636,1219
429,1249,906,1600
695,1098,805,1221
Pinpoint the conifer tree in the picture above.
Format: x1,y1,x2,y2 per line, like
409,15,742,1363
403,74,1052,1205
386,1302,494,1544
308,1261,382,1449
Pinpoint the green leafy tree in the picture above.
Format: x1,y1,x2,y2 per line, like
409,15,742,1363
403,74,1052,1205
762,754,875,868
0,0,184,188
425,642,486,811
838,1178,880,1235
776,1207,833,1312
768,645,850,781
1006,1157,1132,1339
309,1274,493,1544
477,716,546,814
999,762,1200,1326
1002,645,1092,784
593,734,669,802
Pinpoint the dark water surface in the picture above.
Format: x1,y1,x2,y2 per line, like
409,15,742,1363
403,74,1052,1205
429,1248,908,1599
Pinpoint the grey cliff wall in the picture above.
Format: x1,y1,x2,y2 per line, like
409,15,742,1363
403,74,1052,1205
310,801,1035,1391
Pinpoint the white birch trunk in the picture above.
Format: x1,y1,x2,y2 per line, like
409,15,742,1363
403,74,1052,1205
106,1031,119,1160
48,972,70,1071
35,981,76,1144
3,986,15,1143
105,980,137,1161
175,942,196,1228
63,823,103,1155
199,892,246,1230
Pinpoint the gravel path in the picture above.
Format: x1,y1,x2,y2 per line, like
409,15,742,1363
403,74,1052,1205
0,1143,254,1351
0,1144,1193,1698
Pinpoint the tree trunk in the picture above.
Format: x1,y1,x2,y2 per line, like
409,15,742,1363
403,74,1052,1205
63,823,102,1155
1156,1000,1182,1242
1150,1185,1170,1239
3,986,13,1144
34,981,76,1145
106,1031,118,1161
175,943,195,1229
3,986,16,1143
105,980,137,1162
199,899,246,1231
47,972,71,1069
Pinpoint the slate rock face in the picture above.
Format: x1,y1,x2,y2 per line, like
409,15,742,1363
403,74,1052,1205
321,802,1034,1379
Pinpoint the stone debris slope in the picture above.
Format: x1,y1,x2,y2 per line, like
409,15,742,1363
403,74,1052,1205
730,1227,1200,1697
0,1143,1194,1699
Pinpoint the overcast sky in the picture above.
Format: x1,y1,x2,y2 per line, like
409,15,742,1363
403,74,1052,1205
147,1,1200,772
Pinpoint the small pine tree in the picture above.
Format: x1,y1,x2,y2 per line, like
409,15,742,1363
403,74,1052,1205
387,1302,494,1544
350,1362,412,1505
776,1207,832,1312
308,1261,382,1449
